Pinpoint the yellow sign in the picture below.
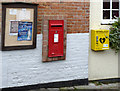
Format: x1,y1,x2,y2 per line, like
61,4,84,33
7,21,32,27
91,30,109,51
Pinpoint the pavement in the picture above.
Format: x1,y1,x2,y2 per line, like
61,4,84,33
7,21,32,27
28,82,120,91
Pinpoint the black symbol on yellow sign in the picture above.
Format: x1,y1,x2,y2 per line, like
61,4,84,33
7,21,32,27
100,38,106,44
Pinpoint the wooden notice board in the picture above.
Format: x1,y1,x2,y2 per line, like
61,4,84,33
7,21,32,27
1,2,38,51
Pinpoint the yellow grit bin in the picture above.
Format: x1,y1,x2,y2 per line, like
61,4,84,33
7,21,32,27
91,30,109,51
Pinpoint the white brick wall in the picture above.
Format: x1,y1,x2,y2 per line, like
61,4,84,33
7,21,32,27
1,33,89,88
0,33,2,88
0,53,1,88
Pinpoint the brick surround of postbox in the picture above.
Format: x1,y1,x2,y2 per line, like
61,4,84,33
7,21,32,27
42,15,67,62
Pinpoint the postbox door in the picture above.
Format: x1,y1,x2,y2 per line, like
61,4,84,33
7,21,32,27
48,20,64,57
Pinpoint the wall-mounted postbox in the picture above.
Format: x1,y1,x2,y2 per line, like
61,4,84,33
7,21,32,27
48,20,64,57
91,29,109,51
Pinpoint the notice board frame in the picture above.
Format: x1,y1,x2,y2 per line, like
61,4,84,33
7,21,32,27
1,2,38,51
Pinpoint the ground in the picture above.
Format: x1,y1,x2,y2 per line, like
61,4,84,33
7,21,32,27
28,82,120,91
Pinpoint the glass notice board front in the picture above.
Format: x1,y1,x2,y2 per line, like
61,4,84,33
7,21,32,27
1,2,38,51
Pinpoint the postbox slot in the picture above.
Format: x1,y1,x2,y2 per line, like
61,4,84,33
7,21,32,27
51,25,62,27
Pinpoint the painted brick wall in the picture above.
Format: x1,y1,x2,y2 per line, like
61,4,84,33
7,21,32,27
1,33,89,88
0,0,89,88
0,33,1,88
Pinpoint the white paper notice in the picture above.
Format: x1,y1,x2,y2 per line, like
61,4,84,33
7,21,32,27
9,9,17,15
17,9,30,20
9,20,19,36
54,34,59,43
103,44,108,47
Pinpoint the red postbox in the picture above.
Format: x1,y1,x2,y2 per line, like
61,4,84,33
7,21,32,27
48,20,64,57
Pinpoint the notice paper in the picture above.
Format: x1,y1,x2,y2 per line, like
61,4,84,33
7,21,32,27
17,22,32,41
54,34,59,43
9,21,19,35
16,9,30,20
9,9,17,15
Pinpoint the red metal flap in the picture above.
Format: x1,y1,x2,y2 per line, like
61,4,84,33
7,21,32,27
48,20,64,58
